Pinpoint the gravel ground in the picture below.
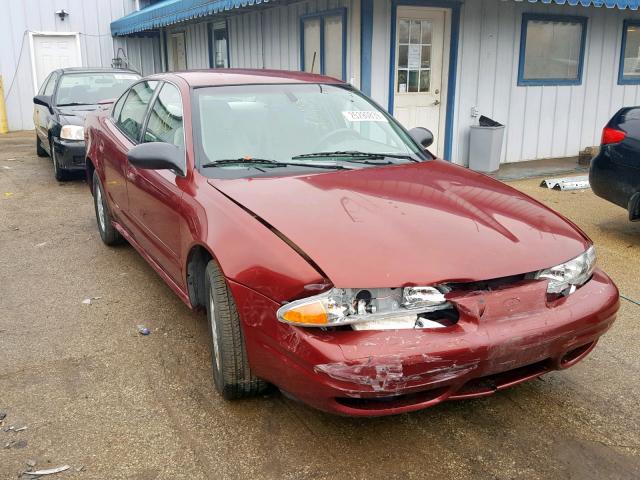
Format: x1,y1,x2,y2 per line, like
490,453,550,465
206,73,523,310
1,130,639,479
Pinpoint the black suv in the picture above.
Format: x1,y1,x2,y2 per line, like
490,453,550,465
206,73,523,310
590,107,640,221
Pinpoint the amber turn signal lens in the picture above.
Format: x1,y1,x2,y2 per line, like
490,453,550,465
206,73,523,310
281,302,328,325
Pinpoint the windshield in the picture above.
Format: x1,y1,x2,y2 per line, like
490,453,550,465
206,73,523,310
56,72,141,106
194,84,429,177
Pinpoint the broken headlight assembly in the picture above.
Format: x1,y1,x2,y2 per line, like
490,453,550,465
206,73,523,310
535,245,596,296
277,286,456,330
60,125,84,141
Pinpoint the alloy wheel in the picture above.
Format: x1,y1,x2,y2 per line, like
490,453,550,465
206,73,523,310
209,291,222,372
95,183,106,233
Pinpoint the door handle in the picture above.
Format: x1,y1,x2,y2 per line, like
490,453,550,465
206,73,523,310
433,99,441,106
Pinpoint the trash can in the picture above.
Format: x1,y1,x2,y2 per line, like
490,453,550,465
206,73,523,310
468,115,505,173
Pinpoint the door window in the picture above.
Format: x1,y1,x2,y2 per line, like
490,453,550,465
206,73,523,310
112,92,127,121
38,74,52,95
116,81,158,142
143,83,184,147
397,19,432,93
43,73,58,96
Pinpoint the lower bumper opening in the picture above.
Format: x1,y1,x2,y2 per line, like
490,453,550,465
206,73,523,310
335,387,449,411
559,341,596,368
450,359,550,399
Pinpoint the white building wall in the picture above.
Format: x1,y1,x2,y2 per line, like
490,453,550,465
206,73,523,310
455,0,640,165
0,0,161,131
370,0,640,164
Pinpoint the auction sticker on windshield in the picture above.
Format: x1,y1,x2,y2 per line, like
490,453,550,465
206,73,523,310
342,111,388,122
114,74,140,80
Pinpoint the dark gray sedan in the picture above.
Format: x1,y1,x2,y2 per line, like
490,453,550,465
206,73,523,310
33,67,140,181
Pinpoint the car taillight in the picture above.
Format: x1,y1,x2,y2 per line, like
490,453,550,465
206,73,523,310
601,127,626,145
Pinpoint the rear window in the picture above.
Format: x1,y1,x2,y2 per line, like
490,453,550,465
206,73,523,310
55,72,140,106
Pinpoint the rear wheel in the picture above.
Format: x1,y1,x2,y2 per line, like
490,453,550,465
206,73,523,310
36,135,47,157
51,140,69,181
92,170,122,246
205,260,267,399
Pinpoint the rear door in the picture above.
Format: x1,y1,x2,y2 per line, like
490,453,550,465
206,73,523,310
103,80,159,216
126,81,186,283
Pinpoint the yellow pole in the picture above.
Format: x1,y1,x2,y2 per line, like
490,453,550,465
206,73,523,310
0,76,9,134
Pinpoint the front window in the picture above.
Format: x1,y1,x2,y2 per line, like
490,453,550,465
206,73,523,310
194,83,428,178
301,9,346,80
518,14,587,86
620,20,640,84
55,72,140,106
143,83,184,147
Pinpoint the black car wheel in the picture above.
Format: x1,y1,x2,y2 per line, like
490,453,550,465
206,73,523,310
205,260,267,400
51,140,69,181
92,171,123,246
36,135,47,157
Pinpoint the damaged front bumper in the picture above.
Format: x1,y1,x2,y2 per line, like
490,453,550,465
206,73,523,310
230,269,619,417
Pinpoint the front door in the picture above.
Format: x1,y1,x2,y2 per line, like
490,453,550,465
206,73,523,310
169,32,187,71
393,7,447,155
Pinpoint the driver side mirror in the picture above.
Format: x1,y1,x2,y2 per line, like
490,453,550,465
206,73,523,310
409,127,434,149
33,95,52,111
128,142,186,176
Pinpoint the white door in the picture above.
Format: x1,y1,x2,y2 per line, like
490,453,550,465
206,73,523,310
31,35,81,90
393,8,447,155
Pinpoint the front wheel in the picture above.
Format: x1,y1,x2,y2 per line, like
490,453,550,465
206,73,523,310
36,135,47,157
51,140,69,181
205,260,267,399
92,171,122,246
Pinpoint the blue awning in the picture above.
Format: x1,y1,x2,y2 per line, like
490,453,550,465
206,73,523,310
111,0,270,36
511,0,639,9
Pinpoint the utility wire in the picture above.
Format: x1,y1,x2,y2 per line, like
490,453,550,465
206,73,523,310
4,30,28,102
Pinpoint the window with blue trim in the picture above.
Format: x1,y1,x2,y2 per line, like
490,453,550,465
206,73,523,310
300,9,347,80
620,20,640,84
518,14,587,86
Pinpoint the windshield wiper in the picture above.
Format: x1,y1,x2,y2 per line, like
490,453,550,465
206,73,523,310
201,158,349,170
292,151,420,162
56,102,92,107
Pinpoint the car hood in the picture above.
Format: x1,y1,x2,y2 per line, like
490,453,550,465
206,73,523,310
57,105,101,126
209,161,590,288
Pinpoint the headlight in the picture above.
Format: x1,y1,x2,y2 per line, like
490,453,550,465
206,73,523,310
535,245,596,295
277,286,451,329
60,125,84,141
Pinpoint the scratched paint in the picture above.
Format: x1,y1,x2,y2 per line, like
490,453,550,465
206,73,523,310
314,355,479,392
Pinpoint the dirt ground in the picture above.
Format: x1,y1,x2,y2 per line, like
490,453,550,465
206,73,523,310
1,130,639,480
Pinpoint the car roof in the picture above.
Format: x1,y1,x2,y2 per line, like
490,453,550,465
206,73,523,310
149,69,345,87
56,67,140,75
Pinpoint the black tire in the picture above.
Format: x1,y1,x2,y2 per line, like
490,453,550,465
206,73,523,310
36,135,48,157
92,171,123,246
51,140,69,181
205,260,267,399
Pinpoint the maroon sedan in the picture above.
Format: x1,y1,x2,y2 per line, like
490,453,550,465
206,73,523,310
85,70,619,416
